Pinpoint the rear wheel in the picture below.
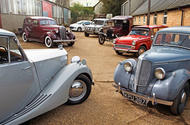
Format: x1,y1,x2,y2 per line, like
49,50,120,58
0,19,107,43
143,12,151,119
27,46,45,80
44,36,54,48
84,32,89,37
137,46,146,56
98,34,105,45
22,32,28,42
170,83,189,115
66,74,92,105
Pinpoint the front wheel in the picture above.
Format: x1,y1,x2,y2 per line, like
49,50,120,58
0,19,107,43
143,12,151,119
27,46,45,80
44,36,54,48
84,32,89,37
66,74,92,105
68,42,75,46
137,46,146,57
170,83,189,115
77,27,82,32
98,34,105,45
22,32,28,42
115,50,122,55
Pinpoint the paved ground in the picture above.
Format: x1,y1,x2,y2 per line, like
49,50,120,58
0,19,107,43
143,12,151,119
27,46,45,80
20,32,190,125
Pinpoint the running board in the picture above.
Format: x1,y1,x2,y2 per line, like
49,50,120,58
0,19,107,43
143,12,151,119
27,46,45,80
1,94,52,124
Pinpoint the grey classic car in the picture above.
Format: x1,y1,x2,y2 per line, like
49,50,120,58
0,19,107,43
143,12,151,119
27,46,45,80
113,27,190,115
0,29,93,124
84,18,109,37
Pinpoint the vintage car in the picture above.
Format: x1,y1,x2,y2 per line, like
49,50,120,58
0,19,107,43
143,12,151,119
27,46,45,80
22,16,75,48
84,18,109,37
113,27,190,115
69,20,93,32
0,29,93,124
98,16,133,45
113,25,167,56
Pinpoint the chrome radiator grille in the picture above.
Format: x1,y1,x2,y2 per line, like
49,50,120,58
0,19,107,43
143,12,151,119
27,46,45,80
59,26,66,40
114,44,131,49
135,60,152,93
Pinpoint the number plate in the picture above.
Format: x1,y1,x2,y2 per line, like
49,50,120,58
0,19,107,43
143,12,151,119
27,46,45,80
122,91,148,106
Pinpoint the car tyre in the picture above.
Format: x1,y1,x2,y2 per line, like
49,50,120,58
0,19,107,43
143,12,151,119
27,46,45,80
68,42,75,46
98,34,105,45
137,46,146,56
84,32,89,37
66,74,92,105
22,32,28,42
170,82,189,115
45,36,54,48
77,27,82,32
115,50,122,55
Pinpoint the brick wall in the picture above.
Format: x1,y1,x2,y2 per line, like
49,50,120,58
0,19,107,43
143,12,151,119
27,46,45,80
133,7,190,27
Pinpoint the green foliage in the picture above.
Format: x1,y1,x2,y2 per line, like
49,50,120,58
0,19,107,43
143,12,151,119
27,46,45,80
101,0,126,16
70,3,94,23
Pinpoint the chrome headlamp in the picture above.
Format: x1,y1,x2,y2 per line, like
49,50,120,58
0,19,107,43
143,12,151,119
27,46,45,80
132,40,136,46
154,67,165,80
124,62,133,72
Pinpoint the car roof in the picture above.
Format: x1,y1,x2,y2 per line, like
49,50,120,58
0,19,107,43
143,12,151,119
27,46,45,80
94,18,109,21
26,16,55,20
111,16,133,20
135,25,168,29
0,29,15,37
158,26,190,34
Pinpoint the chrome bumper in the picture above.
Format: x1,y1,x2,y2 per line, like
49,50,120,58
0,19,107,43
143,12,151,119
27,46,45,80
113,83,173,106
53,39,75,43
114,48,138,53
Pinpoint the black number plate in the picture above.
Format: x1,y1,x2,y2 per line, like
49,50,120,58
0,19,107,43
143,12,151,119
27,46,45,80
122,92,148,106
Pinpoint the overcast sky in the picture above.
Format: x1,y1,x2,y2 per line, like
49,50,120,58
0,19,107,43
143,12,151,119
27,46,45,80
70,0,99,7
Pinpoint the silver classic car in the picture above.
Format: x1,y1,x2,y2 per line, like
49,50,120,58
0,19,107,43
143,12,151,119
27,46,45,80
113,27,190,115
0,29,93,124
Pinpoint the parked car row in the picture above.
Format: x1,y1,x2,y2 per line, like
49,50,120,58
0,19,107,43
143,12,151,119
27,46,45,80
1,15,190,125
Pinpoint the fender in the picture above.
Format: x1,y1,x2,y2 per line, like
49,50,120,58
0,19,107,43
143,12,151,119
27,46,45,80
114,59,136,89
152,69,190,101
7,62,93,125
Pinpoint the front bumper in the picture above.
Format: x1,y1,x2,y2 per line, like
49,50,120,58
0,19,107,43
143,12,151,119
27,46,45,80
113,82,173,106
53,39,75,43
114,47,138,53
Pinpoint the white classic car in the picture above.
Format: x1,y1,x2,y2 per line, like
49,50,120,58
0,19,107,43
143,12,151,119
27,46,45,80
69,20,93,32
0,29,93,125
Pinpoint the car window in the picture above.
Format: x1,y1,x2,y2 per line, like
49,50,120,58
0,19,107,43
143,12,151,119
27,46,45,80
84,22,90,25
32,20,38,26
129,28,150,36
40,19,56,25
9,37,24,63
0,37,8,64
154,33,190,48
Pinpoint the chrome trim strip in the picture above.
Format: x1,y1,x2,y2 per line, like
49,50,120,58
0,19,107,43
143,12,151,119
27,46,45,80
113,83,173,106
53,40,75,43
114,48,138,52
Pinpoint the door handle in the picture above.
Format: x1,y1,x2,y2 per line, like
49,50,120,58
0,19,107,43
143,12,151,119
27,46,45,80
23,66,32,70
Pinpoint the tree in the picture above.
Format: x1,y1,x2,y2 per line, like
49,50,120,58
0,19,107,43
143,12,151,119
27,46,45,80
101,0,126,16
70,3,94,23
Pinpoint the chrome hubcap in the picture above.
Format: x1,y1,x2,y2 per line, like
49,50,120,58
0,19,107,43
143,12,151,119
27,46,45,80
22,33,27,41
69,80,87,102
181,92,187,104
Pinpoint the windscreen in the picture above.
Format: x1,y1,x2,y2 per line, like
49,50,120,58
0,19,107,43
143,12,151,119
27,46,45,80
94,20,104,25
129,28,150,36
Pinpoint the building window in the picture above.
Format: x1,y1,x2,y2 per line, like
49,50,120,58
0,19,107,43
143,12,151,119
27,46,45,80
163,12,167,25
154,13,157,25
139,16,141,24
143,15,146,24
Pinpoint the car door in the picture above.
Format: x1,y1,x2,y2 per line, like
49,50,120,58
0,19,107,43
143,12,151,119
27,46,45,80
31,19,40,40
0,36,40,122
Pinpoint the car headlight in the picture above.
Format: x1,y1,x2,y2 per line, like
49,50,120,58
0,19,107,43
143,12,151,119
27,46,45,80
132,40,136,46
124,62,133,72
155,68,165,80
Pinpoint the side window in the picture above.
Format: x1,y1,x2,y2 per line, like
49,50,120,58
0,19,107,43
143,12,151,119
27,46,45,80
32,20,38,26
40,20,49,25
0,37,8,64
9,37,24,63
84,22,90,25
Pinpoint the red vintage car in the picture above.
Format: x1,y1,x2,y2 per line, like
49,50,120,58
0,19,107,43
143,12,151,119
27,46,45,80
22,16,75,48
113,25,168,56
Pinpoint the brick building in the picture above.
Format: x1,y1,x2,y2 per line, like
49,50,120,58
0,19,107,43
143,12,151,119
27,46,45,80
121,0,190,27
0,0,71,32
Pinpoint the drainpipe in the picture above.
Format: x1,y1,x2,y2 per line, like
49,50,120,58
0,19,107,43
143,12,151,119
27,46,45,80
181,9,184,26
147,0,151,25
